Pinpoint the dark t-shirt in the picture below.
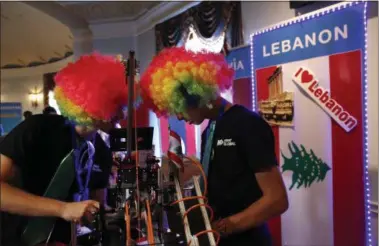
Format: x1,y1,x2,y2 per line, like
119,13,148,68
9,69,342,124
0,114,112,245
201,105,277,246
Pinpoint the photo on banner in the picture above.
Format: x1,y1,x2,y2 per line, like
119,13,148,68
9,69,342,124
251,2,369,246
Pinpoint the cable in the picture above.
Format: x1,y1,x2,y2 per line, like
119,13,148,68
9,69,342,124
170,196,207,206
188,230,221,246
146,200,155,245
169,156,219,245
184,156,207,197
125,201,132,246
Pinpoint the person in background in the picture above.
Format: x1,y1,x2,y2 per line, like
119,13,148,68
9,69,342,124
0,53,131,246
140,47,288,246
43,106,58,115
23,110,32,120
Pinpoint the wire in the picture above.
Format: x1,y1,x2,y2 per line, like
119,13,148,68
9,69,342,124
146,200,155,245
170,196,207,206
169,156,219,245
184,156,207,197
125,201,132,246
187,230,221,246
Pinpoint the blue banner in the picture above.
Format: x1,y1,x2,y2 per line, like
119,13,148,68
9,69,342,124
226,45,251,79
0,102,22,135
252,3,365,69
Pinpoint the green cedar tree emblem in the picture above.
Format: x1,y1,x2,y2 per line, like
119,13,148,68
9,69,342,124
281,141,331,190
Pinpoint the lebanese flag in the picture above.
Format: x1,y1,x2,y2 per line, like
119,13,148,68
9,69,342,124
256,50,364,246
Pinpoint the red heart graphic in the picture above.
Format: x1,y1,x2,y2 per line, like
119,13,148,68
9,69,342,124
301,70,314,83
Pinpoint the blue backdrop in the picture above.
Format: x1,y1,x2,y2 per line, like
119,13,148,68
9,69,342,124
0,102,22,135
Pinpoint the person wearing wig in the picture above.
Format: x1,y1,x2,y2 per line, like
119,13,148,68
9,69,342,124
140,47,288,245
0,53,130,246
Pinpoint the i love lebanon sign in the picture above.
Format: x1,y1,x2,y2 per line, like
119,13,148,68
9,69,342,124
292,66,358,132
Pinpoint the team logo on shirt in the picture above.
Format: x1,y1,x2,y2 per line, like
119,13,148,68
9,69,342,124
216,138,236,147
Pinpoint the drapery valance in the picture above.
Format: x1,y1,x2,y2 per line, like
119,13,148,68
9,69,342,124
155,1,244,54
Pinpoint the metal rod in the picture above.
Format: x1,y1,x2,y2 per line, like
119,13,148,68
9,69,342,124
193,176,216,245
172,162,192,244
127,51,135,157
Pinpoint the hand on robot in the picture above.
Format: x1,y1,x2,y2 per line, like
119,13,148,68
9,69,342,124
59,200,100,224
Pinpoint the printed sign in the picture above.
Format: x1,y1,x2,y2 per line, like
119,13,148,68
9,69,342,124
292,66,357,132
226,45,251,80
0,102,22,135
252,2,367,246
258,66,294,126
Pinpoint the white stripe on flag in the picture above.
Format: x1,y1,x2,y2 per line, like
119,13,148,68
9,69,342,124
279,56,334,246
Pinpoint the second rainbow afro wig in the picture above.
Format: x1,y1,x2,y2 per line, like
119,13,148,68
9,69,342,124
140,47,234,117
54,53,128,126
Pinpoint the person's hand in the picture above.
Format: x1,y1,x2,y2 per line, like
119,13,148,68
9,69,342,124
59,200,100,223
211,216,239,237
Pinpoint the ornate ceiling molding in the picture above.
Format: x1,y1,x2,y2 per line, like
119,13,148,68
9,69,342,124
1,56,74,79
62,1,161,23
88,1,201,40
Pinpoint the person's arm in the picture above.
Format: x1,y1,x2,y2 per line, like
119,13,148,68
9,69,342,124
0,154,66,217
225,166,288,233
0,121,99,221
214,116,288,235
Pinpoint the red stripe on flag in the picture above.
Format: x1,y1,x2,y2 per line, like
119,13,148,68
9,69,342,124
256,66,282,246
185,123,196,156
329,51,365,245
160,118,169,154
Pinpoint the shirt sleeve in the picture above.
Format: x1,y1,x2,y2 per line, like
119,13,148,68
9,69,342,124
0,120,36,167
88,134,113,190
241,114,278,173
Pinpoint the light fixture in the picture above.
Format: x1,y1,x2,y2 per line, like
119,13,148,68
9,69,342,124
250,1,371,245
29,86,43,108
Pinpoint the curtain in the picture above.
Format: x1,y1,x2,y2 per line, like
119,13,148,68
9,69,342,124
155,1,244,54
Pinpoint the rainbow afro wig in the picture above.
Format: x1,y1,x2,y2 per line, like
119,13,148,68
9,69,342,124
54,53,129,126
140,47,234,117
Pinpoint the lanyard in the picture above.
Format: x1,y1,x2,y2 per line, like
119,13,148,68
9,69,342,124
200,100,227,190
69,124,96,202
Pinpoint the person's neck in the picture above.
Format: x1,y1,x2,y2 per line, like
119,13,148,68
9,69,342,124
207,97,233,120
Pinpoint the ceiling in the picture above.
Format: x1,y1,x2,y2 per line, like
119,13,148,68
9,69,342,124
60,1,162,23
0,1,73,69
0,1,162,69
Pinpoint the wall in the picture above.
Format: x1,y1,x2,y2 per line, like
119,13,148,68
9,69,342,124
1,75,43,115
0,57,73,115
135,28,162,157
93,36,136,57
241,0,378,243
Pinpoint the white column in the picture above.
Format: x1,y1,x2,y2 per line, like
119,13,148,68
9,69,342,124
71,28,94,60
